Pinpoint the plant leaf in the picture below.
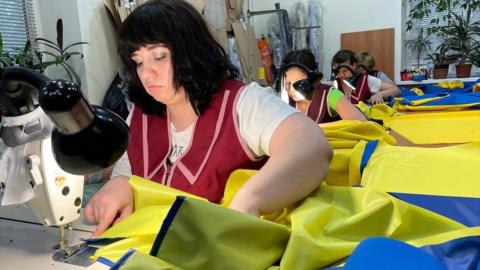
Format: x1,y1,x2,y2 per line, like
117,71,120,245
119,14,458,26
35,41,63,54
61,62,81,87
63,42,89,52
57,18,63,52
35,38,59,47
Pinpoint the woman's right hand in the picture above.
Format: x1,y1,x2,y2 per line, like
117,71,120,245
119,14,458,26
84,175,133,237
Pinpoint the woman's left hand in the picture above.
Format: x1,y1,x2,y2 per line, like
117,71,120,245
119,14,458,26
368,93,385,104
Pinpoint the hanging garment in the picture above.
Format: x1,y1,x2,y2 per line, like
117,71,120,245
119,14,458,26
383,110,480,145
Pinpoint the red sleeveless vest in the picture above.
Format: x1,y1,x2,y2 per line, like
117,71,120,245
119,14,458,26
127,79,266,203
306,83,340,124
369,69,379,77
335,73,371,104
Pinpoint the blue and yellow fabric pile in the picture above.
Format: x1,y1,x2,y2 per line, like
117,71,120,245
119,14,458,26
87,79,479,270
389,79,480,111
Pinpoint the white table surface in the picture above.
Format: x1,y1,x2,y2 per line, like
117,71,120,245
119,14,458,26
0,205,107,270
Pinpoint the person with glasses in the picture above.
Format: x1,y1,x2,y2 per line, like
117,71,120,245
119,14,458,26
282,49,367,123
331,50,400,104
84,0,333,237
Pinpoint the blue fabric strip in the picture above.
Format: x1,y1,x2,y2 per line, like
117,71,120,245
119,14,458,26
420,235,480,270
96,256,115,267
149,196,186,256
109,249,136,270
391,192,480,227
360,140,379,174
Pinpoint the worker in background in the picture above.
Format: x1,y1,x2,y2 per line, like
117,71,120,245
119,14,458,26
85,0,333,237
331,50,400,104
282,49,367,123
357,52,394,83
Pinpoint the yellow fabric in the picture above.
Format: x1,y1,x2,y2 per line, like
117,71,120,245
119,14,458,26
319,121,396,186
321,120,397,148
279,186,466,269
103,171,473,270
116,250,184,270
473,82,480,92
151,197,291,270
221,169,254,207
395,102,480,111
356,102,399,121
92,176,205,262
410,87,424,96
436,80,464,89
361,141,480,198
383,110,480,144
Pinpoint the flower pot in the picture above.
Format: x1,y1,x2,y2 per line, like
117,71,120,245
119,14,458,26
434,63,449,70
433,69,448,79
455,64,472,78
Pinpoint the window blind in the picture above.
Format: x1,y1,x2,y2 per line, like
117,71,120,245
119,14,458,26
405,0,480,68
0,0,38,52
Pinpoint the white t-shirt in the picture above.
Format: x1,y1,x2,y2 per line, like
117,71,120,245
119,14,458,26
111,82,297,177
333,75,382,94
376,72,393,84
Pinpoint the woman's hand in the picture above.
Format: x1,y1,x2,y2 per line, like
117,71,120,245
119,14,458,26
84,175,133,237
368,92,385,104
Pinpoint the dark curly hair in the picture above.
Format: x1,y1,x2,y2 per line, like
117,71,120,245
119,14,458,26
118,0,238,117
282,49,318,72
331,49,358,67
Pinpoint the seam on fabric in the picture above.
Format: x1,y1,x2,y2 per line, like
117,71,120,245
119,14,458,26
360,140,379,174
150,196,186,256
109,249,136,270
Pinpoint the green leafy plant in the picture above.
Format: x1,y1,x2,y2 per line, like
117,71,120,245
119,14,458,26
406,0,480,32
35,18,88,86
0,33,11,68
470,44,480,67
405,28,432,68
1,19,87,86
436,7,480,64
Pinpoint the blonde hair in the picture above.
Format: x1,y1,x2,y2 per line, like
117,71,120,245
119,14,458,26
357,52,376,69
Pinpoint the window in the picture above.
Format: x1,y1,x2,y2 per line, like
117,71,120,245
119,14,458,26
404,0,480,70
0,0,38,51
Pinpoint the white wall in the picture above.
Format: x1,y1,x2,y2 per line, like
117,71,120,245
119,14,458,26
76,0,119,105
248,0,404,82
322,0,403,82
35,0,119,105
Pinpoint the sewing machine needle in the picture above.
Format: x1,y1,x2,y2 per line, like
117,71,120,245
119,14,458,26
59,225,70,255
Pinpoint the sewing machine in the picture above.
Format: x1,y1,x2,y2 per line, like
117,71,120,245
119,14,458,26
0,67,129,266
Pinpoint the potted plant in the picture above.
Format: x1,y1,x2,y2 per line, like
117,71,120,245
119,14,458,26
405,28,432,69
438,6,480,77
426,31,452,79
0,19,87,86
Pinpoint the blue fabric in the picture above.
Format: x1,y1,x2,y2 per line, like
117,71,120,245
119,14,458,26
97,256,115,267
391,193,480,227
420,236,480,270
399,79,479,98
150,196,186,256
344,237,447,270
110,249,135,270
360,140,379,174
393,91,480,106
